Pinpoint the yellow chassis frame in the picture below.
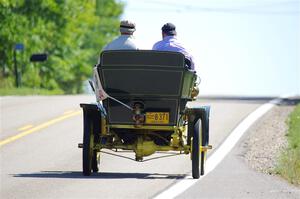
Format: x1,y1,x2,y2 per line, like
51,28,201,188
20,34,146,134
81,123,212,161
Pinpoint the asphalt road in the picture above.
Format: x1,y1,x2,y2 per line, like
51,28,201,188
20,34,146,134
1,95,297,198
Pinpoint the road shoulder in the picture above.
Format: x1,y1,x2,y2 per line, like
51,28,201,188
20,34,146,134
176,99,300,199
241,99,300,193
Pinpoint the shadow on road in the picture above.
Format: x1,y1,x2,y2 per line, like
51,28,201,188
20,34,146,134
13,171,186,180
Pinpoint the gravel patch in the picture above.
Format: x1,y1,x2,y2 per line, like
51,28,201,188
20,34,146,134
243,102,295,174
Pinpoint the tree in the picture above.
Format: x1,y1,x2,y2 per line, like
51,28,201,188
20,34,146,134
0,0,124,93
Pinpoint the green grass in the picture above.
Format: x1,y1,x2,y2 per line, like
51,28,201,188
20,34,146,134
0,87,64,96
276,103,300,185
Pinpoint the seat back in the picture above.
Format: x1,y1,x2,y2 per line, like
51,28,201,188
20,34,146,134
98,50,196,126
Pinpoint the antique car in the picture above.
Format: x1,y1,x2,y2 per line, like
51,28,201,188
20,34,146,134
78,50,211,179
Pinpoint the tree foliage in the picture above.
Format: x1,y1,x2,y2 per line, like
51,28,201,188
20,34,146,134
0,0,123,93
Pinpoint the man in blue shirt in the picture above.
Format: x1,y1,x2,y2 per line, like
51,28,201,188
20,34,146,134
152,23,195,70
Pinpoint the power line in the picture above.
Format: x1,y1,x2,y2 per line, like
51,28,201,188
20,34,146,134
126,0,300,15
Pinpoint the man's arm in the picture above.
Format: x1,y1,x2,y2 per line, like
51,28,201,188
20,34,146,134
188,55,195,71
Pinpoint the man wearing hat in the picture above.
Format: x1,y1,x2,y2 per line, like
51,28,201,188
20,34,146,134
102,20,138,51
152,23,195,70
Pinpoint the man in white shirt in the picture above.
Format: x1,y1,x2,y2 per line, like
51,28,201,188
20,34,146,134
103,20,138,51
95,20,138,101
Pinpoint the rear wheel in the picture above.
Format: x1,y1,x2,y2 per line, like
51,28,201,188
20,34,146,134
200,151,206,175
92,151,99,172
200,107,209,175
192,119,201,179
83,112,98,176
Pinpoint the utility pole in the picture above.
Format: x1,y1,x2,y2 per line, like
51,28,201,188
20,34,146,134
13,48,19,87
14,43,24,88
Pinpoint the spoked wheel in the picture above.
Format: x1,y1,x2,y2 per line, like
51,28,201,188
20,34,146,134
83,112,99,176
192,119,202,179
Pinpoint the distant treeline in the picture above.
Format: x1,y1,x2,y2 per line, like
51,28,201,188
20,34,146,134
0,0,123,93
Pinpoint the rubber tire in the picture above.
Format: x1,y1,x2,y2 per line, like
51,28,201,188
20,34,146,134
201,107,210,148
92,151,99,173
200,109,209,176
200,152,206,176
83,112,97,176
192,119,201,179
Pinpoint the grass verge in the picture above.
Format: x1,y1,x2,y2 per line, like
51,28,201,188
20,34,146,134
276,103,300,185
0,87,64,96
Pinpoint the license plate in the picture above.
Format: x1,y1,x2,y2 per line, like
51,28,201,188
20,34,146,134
145,112,169,124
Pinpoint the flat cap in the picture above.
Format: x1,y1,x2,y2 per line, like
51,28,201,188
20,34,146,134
120,20,136,34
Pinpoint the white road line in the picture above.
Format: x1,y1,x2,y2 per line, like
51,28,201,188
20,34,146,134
153,98,282,199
